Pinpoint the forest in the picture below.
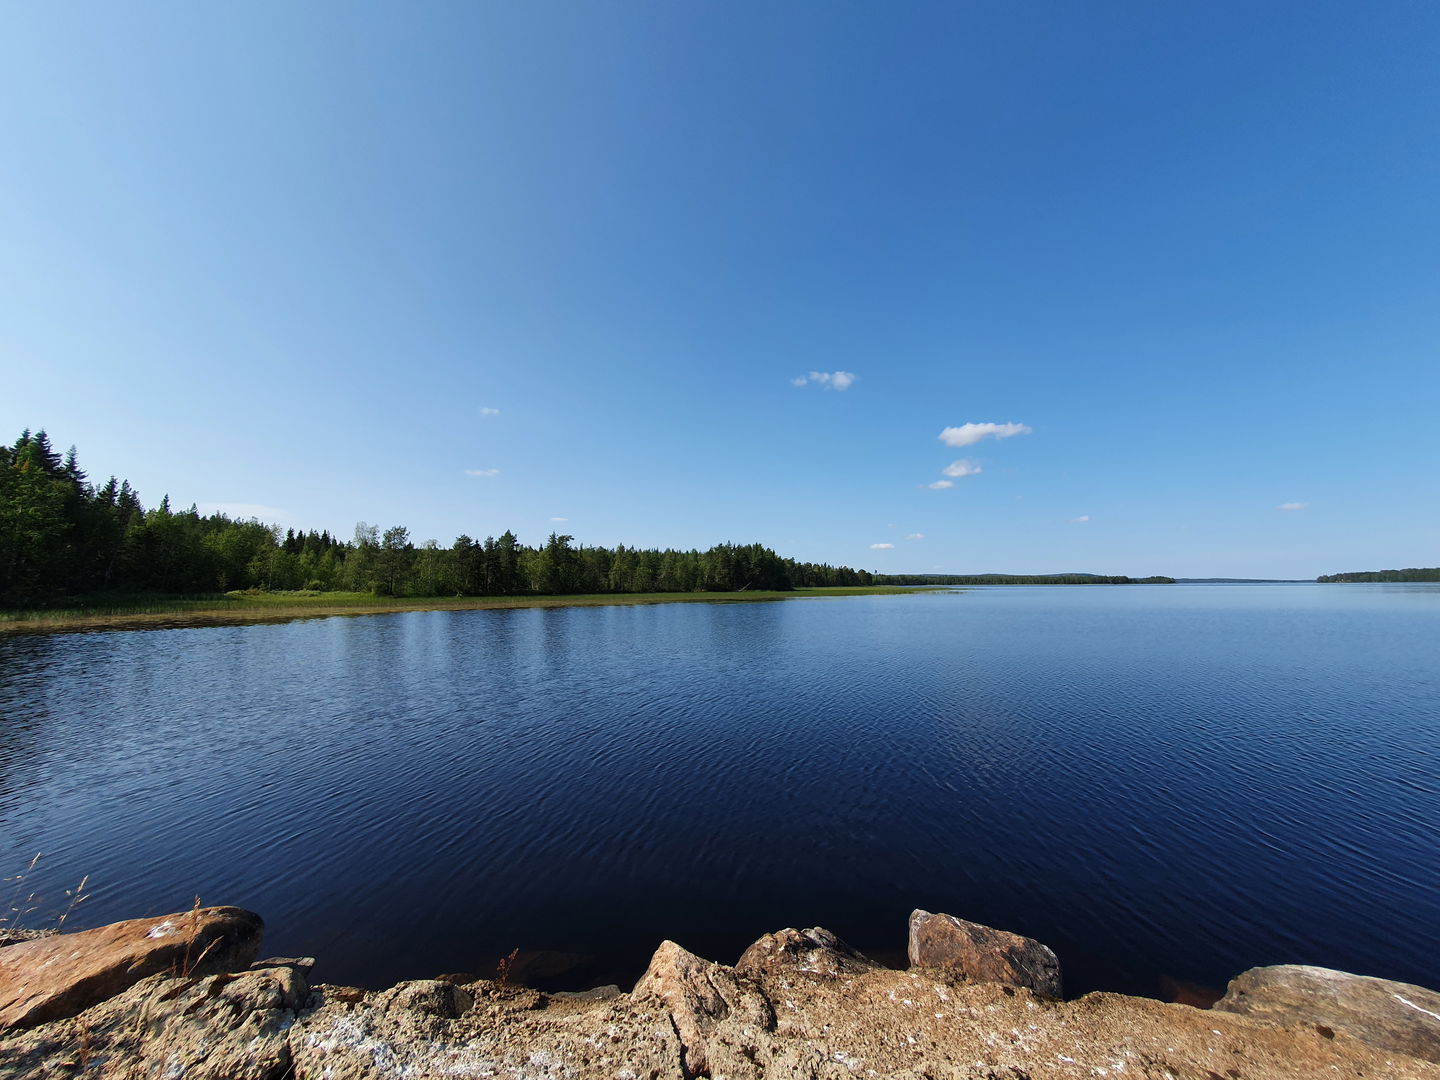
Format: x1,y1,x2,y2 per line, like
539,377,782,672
1316,568,1440,582
0,430,873,607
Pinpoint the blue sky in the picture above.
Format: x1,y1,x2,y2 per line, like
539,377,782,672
2,2,1436,578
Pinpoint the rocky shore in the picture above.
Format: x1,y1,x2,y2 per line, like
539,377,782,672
3,906,1438,1078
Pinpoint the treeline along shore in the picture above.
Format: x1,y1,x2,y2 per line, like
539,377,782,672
0,431,877,609
1317,567,1440,582
2,430,1178,618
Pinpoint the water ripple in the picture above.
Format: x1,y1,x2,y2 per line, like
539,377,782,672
2,585,1438,995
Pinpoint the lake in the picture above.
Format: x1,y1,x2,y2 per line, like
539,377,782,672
2,584,1437,999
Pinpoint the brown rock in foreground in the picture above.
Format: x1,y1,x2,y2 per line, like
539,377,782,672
4,908,1440,1079
633,939,773,1076
908,907,1064,997
736,926,882,981
0,906,263,1030
0,959,309,1079
1216,963,1440,1065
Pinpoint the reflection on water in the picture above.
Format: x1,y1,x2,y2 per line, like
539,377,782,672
1,584,1437,996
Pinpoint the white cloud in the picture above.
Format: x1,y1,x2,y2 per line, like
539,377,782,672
1278,502,1309,511
905,533,925,540
464,468,501,477
927,480,955,490
793,370,858,391
197,502,294,524
870,542,895,550
1070,515,1090,523
939,422,1032,447
479,407,501,416
549,516,568,522
942,459,982,478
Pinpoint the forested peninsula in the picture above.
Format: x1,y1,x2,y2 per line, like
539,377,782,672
0,431,876,609
1317,567,1440,582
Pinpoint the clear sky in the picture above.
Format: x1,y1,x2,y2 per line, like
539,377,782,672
3,2,1436,579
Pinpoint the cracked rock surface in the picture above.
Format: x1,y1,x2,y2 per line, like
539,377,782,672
3,912,1439,1079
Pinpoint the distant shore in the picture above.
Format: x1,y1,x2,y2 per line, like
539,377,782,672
0,585,929,636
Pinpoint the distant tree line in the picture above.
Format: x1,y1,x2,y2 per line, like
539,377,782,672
1316,568,1440,583
0,431,873,607
872,573,1175,586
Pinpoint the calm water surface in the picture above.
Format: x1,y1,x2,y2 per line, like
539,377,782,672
2,584,1437,997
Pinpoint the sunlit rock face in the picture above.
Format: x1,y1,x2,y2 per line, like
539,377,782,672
1216,964,1440,1065
0,906,263,1030
907,908,1064,997
5,909,1440,1079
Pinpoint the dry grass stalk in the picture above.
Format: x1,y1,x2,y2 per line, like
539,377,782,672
56,873,90,930
2,852,44,938
3,854,90,945
496,947,520,988
178,895,220,978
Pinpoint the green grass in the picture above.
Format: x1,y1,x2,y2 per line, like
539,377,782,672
0,585,931,635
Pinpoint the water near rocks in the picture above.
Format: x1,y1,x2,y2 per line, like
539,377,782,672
2,584,1437,997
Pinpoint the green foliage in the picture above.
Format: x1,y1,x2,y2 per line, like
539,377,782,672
0,432,875,607
1317,567,1440,583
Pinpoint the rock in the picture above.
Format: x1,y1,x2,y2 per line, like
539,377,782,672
432,970,480,985
634,939,774,1076
1215,964,1440,1064
8,906,1440,1080
293,973,679,1079
907,908,1063,997
551,983,623,1002
735,926,882,981
376,979,473,1019
0,929,55,949
252,955,315,974
0,906,264,1030
0,964,308,1080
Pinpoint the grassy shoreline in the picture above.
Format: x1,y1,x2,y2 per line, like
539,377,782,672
0,585,928,636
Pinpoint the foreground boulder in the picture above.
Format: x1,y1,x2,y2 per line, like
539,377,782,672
1216,964,1440,1065
5,909,1440,1079
633,940,773,1076
0,960,309,1079
0,906,263,1030
908,908,1063,997
735,926,882,981
289,977,681,1078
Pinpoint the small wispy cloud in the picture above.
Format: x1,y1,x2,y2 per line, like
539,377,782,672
927,480,955,490
1277,502,1309,511
549,516,568,522
479,407,501,416
1070,515,1090,523
905,533,925,540
942,459,982,478
939,422,1032,447
870,542,895,550
464,468,501,477
793,370,857,391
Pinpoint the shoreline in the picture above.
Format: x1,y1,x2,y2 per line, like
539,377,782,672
0,585,930,637
4,905,1438,1077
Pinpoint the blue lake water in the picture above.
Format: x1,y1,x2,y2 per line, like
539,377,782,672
2,584,1437,998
